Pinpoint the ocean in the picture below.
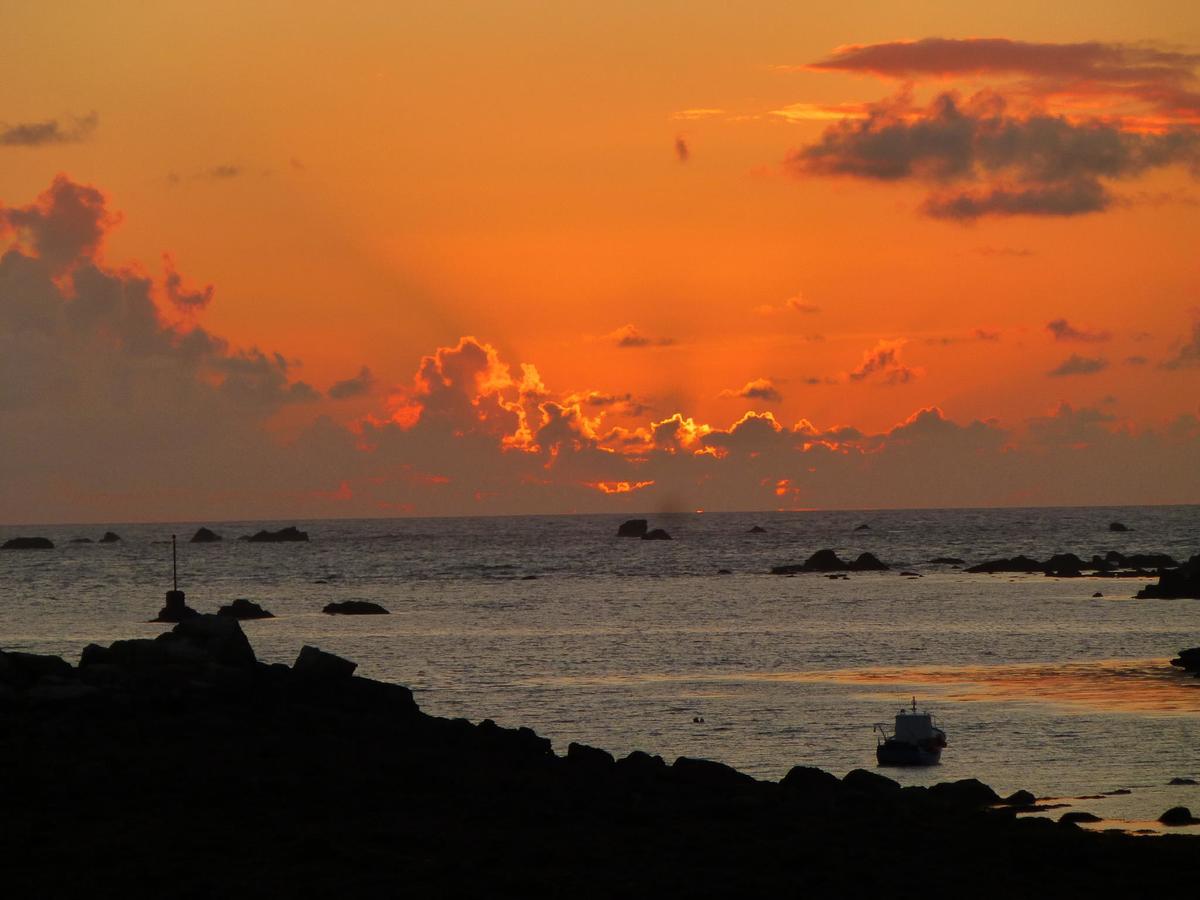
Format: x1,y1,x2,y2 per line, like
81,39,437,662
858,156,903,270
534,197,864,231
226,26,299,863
2,506,1198,831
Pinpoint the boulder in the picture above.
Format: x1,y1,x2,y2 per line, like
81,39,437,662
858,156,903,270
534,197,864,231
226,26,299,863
616,519,648,538
1092,592,1103,598
247,526,309,543
217,598,275,620
322,600,389,615
1001,789,1037,807
1123,553,1179,568
1060,811,1103,825
780,765,841,796
69,537,93,544
190,527,222,543
2,537,54,550
848,552,888,571
854,523,870,531
641,529,672,541
1136,555,1200,600
98,531,121,543
293,645,357,680
748,525,767,534
716,568,732,575
1109,521,1130,532
803,549,848,572
615,750,666,779
965,556,1044,574
0,650,75,687
928,778,1000,809
842,768,900,795
164,615,257,668
152,590,199,623
1168,777,1198,785
671,756,756,789
1158,806,1200,826
566,742,615,773
1044,553,1085,577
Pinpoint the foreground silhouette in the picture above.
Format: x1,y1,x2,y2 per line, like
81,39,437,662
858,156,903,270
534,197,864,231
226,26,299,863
1,617,1197,898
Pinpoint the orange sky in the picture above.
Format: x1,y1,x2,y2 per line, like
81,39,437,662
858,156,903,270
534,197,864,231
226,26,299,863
1,2,1199,522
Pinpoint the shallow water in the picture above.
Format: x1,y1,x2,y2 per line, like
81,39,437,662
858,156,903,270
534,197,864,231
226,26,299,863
2,507,1198,831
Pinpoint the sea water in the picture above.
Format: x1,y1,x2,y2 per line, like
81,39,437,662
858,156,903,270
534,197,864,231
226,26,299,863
2,507,1198,831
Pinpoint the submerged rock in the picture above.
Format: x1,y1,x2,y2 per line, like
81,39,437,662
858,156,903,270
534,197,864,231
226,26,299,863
1168,777,1198,785
322,600,389,615
217,598,275,620
641,528,672,541
854,523,871,531
98,531,121,543
190,527,222,543
1060,811,1103,825
929,557,965,565
965,556,1044,574
1109,521,1130,532
70,537,93,543
1158,806,1200,826
1136,555,1200,600
247,526,309,543
2,536,54,550
616,519,648,538
748,525,767,534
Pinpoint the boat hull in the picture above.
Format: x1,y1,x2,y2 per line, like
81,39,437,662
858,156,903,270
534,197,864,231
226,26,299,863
876,740,942,766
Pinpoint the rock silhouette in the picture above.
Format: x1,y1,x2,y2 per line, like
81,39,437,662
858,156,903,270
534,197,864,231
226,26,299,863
641,528,672,541
98,531,121,543
849,552,888,571
2,537,54,550
217,598,275,619
190,527,222,543
323,600,390,615
1158,806,1200,825
1109,521,1130,532
1136,555,1200,599
152,589,199,623
247,526,309,543
748,525,767,533
616,519,648,537
1169,648,1200,674
930,556,965,565
70,537,93,543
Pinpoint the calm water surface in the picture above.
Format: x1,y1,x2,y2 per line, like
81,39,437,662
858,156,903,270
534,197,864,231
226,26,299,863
2,507,1198,831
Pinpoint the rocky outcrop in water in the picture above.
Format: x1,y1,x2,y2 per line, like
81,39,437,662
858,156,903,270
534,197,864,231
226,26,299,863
1169,647,1200,674
771,549,888,574
247,526,309,543
1158,806,1200,826
2,537,54,550
1109,521,1130,532
641,528,672,541
323,600,389,615
98,531,121,543
217,598,275,619
1136,555,1200,599
152,589,199,623
849,552,888,571
190,527,222,543
748,525,767,534
616,519,648,537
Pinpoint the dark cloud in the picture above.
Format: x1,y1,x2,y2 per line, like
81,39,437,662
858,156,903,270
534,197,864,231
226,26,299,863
329,366,376,399
162,254,214,311
785,90,1200,220
0,175,118,273
719,378,782,403
1048,354,1109,376
674,136,689,163
1,112,97,147
1162,318,1200,370
1124,355,1149,366
206,165,242,179
1046,318,1111,342
975,328,1001,341
848,339,919,384
609,324,675,348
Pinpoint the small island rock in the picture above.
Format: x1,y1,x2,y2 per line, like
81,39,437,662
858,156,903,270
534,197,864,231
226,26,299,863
1158,806,1200,826
190,527,222,543
1109,521,1130,532
323,600,390,615
748,525,767,534
616,519,648,538
2,537,54,550
98,531,121,543
247,526,309,543
217,598,275,620
641,529,672,541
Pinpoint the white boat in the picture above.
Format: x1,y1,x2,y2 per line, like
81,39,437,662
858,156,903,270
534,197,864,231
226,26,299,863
873,698,947,766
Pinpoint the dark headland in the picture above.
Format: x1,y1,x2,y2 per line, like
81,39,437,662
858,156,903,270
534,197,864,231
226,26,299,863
2,618,1197,898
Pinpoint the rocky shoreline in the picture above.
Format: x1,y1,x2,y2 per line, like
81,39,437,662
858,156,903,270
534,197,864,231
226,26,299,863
1,618,1198,897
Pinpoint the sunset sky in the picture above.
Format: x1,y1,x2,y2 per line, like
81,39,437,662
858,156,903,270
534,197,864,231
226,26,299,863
2,1,1199,523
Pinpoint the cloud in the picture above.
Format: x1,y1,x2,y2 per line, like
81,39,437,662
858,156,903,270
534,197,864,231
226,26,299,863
608,324,675,348
975,328,1001,341
719,378,783,403
848,339,920,384
0,175,119,272
1046,318,1111,342
1125,355,1149,366
162,254,214,311
206,164,242,179
329,366,376,399
1,112,97,147
1162,317,1200,369
672,109,726,121
674,136,689,163
1048,353,1109,376
755,294,820,315
785,89,1200,220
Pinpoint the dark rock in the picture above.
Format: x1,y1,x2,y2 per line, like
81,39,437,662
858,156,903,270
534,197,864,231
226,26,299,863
190,527,222,543
1169,648,1200,672
1002,789,1037,806
803,549,849,572
928,778,999,809
780,765,840,796
98,531,121,543
901,571,921,577
566,742,615,772
748,525,767,534
966,556,1044,574
1136,555,1200,599
615,750,666,779
929,557,965,565
217,598,275,620
842,768,900,795
616,519,648,537
1093,592,1103,597
1123,553,1179,568
69,537,93,543
1060,811,1103,825
1044,553,1085,577
0,650,75,687
1158,806,1200,826
671,756,755,789
165,615,257,668
1103,789,1132,796
1168,777,1198,785
641,529,672,541
716,568,732,575
1109,521,1130,532
247,525,309,543
322,600,390,615
2,537,54,550
848,552,888,571
152,589,199,623
293,645,357,680
771,564,806,575
854,523,870,531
